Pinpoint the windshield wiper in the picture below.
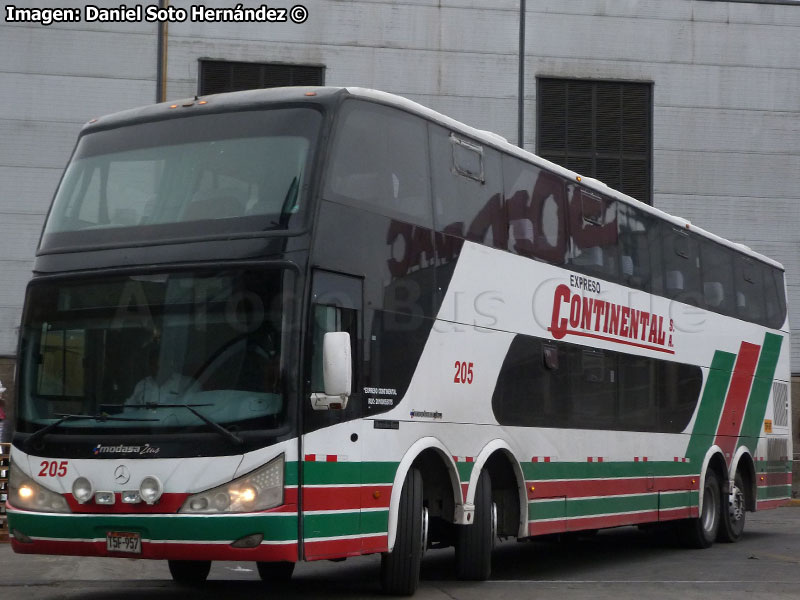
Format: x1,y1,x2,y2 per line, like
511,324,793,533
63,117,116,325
25,413,159,451
146,403,244,447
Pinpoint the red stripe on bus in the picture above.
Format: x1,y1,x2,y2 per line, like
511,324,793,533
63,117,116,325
304,535,389,560
326,455,338,463
527,476,699,498
714,341,760,459
756,498,790,510
11,538,298,561
302,485,392,511
527,506,699,537
758,472,792,487
461,482,469,502
304,454,316,462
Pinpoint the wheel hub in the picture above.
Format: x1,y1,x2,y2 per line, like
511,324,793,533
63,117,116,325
728,484,745,521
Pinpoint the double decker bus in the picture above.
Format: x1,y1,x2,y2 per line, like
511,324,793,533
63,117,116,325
6,87,791,595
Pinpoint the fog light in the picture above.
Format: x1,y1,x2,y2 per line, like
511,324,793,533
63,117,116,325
95,491,115,505
11,529,33,544
121,490,141,504
72,477,94,504
231,533,263,548
139,476,163,505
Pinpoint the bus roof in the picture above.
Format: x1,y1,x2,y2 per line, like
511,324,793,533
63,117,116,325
82,85,783,271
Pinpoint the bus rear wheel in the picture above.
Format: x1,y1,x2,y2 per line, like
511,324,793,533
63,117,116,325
717,470,746,543
380,467,425,596
168,559,211,584
679,469,721,549
256,561,295,582
455,470,494,580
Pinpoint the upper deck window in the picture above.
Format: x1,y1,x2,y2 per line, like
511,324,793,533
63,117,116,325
42,107,322,250
323,100,432,227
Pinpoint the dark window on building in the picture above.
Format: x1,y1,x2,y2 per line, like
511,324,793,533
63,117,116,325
198,60,324,95
537,78,652,204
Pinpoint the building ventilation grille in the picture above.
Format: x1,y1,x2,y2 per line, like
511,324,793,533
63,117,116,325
199,60,324,96
537,78,652,204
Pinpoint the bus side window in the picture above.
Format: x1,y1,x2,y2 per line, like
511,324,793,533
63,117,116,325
310,304,358,395
734,257,766,324
567,186,619,281
430,125,504,248
503,155,567,264
766,268,787,329
661,227,702,306
324,100,432,227
617,203,653,291
700,240,735,316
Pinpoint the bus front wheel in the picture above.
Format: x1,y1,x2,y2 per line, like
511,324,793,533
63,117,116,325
717,470,746,543
679,469,721,549
381,467,425,596
168,559,211,584
455,470,494,580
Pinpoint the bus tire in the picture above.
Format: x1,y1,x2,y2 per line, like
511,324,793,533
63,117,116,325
256,561,295,582
717,470,746,543
380,467,424,596
455,470,494,580
679,469,721,549
168,559,211,584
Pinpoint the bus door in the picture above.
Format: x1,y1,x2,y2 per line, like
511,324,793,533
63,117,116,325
301,270,364,560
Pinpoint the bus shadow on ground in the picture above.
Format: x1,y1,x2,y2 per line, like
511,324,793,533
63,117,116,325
48,525,772,599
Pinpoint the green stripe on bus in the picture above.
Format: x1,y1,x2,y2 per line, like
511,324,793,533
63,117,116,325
303,510,388,538
528,499,566,521
456,462,474,481
303,461,397,485
659,490,699,510
738,333,784,452
758,485,791,500
685,350,736,461
8,512,297,542
566,494,658,518
528,492,698,522
285,462,299,486
522,461,695,481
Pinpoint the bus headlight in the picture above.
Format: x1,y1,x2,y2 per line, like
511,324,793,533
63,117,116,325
8,462,71,513
139,476,163,505
179,454,284,514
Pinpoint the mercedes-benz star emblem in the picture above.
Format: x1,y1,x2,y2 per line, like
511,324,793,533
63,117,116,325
114,465,131,485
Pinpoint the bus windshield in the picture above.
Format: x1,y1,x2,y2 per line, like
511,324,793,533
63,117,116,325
41,107,322,247
17,269,292,435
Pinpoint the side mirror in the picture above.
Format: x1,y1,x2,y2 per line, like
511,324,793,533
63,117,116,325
311,332,352,410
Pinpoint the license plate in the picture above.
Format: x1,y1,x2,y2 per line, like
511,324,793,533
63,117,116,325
106,531,141,554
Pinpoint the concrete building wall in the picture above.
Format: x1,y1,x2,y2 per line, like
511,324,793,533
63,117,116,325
0,0,158,358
